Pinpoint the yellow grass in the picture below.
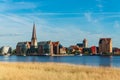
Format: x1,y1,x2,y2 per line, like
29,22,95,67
0,62,119,80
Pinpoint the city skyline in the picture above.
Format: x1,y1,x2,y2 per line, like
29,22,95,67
0,0,120,48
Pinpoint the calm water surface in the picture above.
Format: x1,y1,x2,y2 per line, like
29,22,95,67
0,56,120,67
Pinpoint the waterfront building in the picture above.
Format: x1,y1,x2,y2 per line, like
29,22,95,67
113,47,120,55
16,23,65,55
16,23,37,55
38,41,53,55
38,41,65,55
82,48,91,55
76,43,84,48
90,46,97,55
77,38,88,48
96,47,99,53
99,38,112,53
52,41,60,54
83,38,88,48
0,46,12,55
59,44,66,54
31,23,38,48
16,42,31,55
30,23,38,54
69,45,79,53
69,45,83,54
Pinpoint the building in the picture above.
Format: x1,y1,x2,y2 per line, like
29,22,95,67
16,23,37,55
96,47,99,53
52,41,60,54
69,38,88,54
38,41,53,55
82,48,91,55
99,38,112,53
59,44,66,54
16,42,31,55
113,47,120,55
0,46,12,55
77,38,88,48
69,45,83,53
38,41,65,55
91,46,97,55
69,45,79,53
83,38,88,48
16,23,64,56
31,23,37,48
76,43,84,48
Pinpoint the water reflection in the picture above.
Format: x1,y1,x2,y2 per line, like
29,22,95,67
50,56,62,62
4,56,9,61
99,56,112,67
1,56,120,67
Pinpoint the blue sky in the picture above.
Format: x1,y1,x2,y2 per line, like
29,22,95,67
0,0,120,48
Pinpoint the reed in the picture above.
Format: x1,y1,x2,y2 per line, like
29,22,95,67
0,62,119,80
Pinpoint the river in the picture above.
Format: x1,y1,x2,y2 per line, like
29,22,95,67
1,56,120,67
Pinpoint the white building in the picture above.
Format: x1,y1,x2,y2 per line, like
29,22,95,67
1,46,12,55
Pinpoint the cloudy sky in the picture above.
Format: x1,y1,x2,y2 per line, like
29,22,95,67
0,0,120,48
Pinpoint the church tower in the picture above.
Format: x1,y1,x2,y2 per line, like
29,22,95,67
31,23,37,48
83,38,88,48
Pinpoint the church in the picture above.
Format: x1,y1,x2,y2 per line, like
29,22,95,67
16,24,66,56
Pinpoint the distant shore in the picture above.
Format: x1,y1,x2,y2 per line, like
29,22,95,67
0,62,120,80
2,52,120,56
13,53,120,56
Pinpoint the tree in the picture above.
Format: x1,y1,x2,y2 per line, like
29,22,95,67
83,48,91,55
12,49,16,55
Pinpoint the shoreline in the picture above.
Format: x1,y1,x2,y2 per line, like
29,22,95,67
8,54,120,56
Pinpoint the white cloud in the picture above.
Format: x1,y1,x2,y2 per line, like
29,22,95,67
0,12,119,49
84,12,98,24
0,1,38,12
84,12,92,22
0,0,120,49
114,21,120,28
96,0,104,12
112,21,120,35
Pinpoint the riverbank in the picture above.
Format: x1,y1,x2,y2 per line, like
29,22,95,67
0,62,119,80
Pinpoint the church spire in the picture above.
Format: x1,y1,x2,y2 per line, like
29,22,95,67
31,23,37,48
32,23,37,39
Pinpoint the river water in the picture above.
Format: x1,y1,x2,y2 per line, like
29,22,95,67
1,56,120,67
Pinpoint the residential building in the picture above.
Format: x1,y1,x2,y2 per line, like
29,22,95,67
113,47,120,55
38,41,53,55
96,47,99,53
69,45,83,53
52,41,60,54
82,48,91,55
16,42,31,55
59,44,66,54
99,38,112,53
91,46,97,55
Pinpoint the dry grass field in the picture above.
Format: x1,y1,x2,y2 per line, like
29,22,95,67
0,62,119,80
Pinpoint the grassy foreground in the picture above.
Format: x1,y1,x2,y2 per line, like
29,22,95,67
0,62,119,80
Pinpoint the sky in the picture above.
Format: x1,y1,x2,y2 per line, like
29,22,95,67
0,0,120,48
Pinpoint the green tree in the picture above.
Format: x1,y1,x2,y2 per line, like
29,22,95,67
12,49,16,55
